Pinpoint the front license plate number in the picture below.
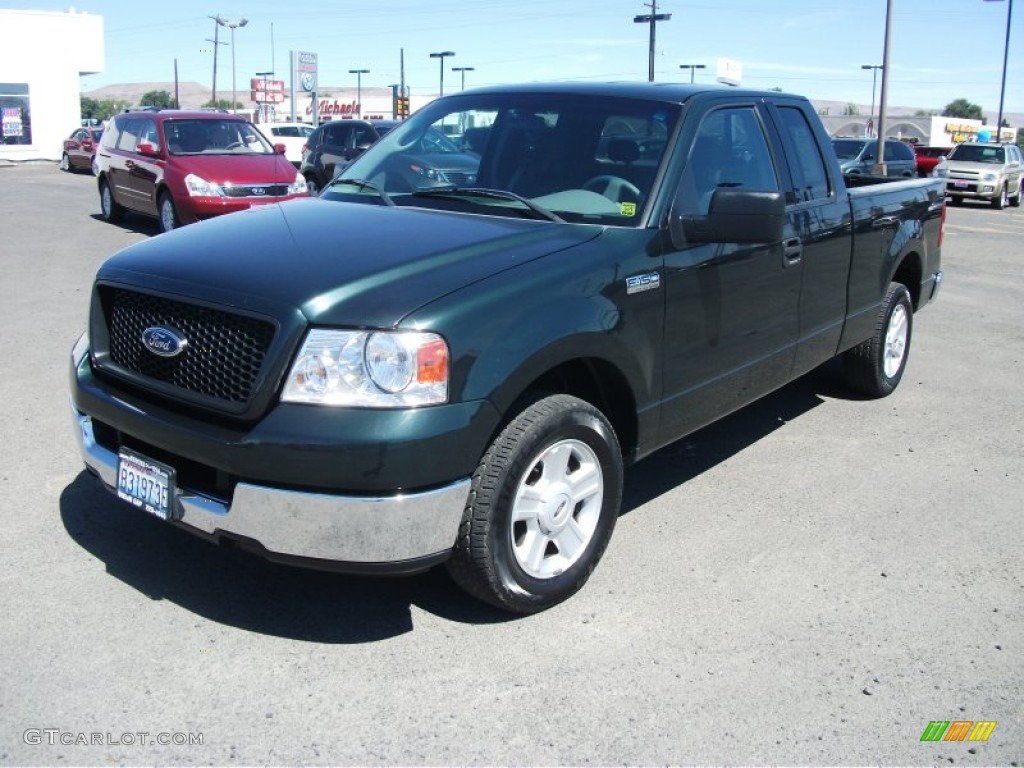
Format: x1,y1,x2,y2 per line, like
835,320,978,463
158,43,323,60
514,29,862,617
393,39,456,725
954,181,969,188
117,450,176,521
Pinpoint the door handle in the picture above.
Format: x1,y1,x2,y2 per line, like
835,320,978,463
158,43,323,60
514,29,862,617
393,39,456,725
783,237,802,267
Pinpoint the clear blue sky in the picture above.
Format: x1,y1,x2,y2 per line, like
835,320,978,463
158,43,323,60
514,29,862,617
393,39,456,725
27,0,1024,116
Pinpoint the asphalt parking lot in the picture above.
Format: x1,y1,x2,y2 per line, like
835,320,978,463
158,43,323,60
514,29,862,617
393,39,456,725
0,162,1021,766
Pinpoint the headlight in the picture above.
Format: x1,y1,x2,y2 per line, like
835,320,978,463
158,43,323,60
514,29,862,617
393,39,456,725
288,171,307,195
281,329,449,407
982,173,997,182
184,173,224,197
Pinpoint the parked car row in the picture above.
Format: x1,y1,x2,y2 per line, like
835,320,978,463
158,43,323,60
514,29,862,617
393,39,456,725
69,110,1023,234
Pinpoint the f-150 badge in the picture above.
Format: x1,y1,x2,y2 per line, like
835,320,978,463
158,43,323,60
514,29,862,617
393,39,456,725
626,272,661,295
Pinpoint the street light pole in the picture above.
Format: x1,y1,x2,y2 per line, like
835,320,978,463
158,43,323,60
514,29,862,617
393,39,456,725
207,15,228,103
861,64,882,137
984,0,1014,140
349,69,369,117
634,1,671,82
429,51,455,97
452,66,475,91
679,63,706,83
215,15,248,110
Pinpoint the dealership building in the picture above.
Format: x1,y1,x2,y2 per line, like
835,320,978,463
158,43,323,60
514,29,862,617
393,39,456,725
0,9,104,164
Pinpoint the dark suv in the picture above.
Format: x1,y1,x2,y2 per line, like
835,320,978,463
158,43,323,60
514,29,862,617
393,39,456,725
95,109,308,233
299,120,383,193
831,137,917,177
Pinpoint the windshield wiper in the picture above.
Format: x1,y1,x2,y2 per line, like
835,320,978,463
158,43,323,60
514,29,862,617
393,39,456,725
327,178,396,207
412,186,564,223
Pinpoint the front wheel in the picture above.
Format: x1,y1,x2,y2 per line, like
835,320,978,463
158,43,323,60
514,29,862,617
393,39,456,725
446,394,623,614
158,192,179,233
992,184,1008,210
842,282,913,398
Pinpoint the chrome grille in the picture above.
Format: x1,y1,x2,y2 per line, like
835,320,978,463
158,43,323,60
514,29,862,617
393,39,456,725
222,184,290,198
98,287,275,406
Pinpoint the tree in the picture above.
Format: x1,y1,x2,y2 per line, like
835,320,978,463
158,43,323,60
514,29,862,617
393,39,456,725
140,90,176,109
843,103,860,116
202,98,244,111
80,96,131,123
941,98,983,120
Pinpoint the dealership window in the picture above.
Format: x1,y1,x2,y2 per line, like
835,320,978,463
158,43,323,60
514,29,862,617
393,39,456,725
1,83,32,146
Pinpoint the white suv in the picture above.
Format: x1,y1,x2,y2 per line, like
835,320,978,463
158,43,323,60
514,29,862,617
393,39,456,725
942,142,1023,209
258,122,314,168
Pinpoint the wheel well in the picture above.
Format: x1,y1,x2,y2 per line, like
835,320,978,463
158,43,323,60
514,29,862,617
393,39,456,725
511,358,639,464
892,253,923,309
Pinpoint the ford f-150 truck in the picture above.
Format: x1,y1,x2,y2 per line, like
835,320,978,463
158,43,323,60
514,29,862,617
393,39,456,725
70,83,945,614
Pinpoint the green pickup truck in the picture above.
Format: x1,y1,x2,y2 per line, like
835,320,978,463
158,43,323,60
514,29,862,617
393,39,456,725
70,82,945,613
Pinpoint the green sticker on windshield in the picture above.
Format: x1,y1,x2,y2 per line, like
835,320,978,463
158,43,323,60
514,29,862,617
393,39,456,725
620,202,637,217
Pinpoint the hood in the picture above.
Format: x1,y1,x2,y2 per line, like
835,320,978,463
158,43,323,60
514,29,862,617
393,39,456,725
169,153,298,184
945,160,1004,175
97,199,603,328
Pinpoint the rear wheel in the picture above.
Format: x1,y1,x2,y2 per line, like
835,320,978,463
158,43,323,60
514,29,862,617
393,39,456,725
60,153,72,172
842,282,913,398
98,179,124,223
1010,184,1021,208
158,192,179,233
447,394,623,614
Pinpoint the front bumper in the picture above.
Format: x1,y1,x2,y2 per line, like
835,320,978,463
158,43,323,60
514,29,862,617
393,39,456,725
69,335,483,572
178,192,309,223
945,180,1002,200
73,405,470,571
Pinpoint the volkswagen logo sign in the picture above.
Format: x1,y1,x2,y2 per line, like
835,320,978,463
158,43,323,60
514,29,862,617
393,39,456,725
141,327,187,358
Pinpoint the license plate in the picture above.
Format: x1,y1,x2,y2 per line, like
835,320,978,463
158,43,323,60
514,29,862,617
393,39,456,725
954,181,969,188
117,449,177,521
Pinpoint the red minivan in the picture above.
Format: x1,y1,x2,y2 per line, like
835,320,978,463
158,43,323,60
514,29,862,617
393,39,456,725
95,109,309,233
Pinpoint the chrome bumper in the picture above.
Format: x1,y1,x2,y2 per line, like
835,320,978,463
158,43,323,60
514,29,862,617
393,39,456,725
71,406,470,566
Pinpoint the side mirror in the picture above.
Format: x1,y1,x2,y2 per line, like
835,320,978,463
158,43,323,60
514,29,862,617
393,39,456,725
274,142,287,155
670,188,785,248
136,142,159,157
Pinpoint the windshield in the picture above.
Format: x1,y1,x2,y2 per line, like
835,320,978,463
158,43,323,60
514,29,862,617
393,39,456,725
323,92,681,226
948,144,1005,164
831,139,868,160
165,119,275,156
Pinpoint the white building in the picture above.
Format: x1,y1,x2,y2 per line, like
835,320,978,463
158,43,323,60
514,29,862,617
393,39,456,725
0,9,104,163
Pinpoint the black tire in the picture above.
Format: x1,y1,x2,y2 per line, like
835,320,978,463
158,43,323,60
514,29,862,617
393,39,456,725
991,184,1007,210
446,394,623,614
60,153,72,172
950,196,964,206
158,192,179,233
842,282,913,398
304,173,320,195
98,178,124,223
1010,186,1021,208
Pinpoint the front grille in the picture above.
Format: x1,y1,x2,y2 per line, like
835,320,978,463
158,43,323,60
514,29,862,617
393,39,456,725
99,287,276,406
222,184,289,198
440,171,476,185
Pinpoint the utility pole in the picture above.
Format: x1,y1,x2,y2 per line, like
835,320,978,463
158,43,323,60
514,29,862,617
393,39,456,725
634,1,671,82
872,0,893,176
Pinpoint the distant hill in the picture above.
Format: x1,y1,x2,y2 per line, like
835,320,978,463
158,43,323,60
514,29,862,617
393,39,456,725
85,81,214,109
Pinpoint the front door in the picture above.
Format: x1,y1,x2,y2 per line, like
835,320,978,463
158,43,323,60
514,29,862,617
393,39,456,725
659,103,801,443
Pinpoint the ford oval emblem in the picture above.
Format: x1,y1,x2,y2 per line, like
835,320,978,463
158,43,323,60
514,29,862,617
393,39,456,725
141,326,187,358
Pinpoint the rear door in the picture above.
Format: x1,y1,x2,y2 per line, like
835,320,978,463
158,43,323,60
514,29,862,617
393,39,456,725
765,99,854,376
